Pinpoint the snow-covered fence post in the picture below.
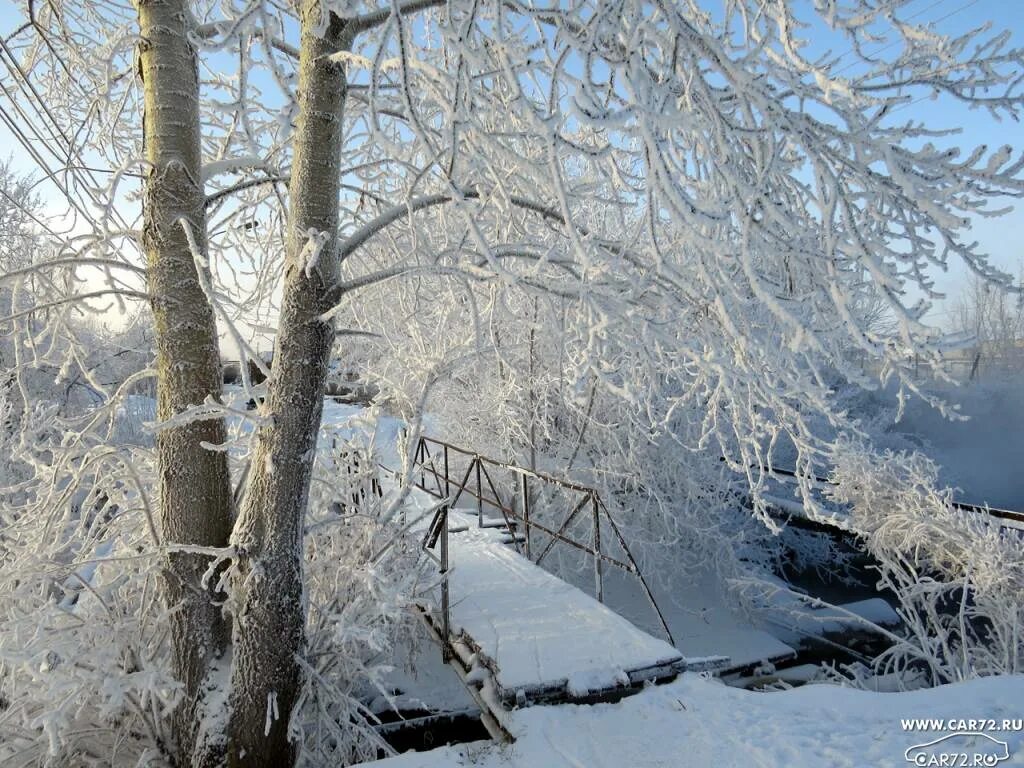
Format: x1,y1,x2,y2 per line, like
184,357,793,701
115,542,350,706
444,442,450,499
475,455,483,527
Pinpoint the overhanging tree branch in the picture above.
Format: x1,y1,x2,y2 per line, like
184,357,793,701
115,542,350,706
347,0,449,36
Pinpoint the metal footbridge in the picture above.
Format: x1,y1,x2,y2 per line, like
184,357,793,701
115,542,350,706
394,437,726,740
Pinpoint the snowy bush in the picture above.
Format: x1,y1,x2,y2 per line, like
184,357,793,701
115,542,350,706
0,405,425,766
827,442,1024,687
291,447,428,766
0,400,175,766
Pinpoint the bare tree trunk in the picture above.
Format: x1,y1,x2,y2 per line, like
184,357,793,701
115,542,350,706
137,1,233,765
227,5,348,765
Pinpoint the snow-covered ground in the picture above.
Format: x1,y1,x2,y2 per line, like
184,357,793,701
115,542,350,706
363,673,1024,767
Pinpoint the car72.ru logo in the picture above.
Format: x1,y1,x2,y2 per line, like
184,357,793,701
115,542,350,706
904,731,1011,767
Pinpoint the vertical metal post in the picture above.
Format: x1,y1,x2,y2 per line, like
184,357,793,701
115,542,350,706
418,438,426,490
352,450,360,510
475,457,483,528
444,443,450,499
592,493,604,603
440,504,451,662
521,473,531,559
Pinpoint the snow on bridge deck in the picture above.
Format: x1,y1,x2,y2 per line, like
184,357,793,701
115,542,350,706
421,511,694,710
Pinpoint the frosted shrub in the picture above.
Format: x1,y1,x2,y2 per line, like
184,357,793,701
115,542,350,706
292,449,427,766
828,442,1024,687
0,414,423,766
0,423,175,766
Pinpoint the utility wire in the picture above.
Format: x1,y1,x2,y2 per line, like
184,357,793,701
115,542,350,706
0,38,134,234
0,36,135,230
830,0,956,77
0,100,96,227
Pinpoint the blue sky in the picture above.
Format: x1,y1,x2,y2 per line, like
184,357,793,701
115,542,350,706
875,0,1024,324
0,0,1021,328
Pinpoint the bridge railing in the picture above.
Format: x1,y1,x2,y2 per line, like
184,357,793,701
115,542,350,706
408,435,676,647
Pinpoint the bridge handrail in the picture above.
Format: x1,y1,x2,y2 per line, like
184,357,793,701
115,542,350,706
406,435,676,648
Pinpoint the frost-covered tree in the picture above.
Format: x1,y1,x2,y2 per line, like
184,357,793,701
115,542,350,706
0,160,44,496
0,159,40,366
135,6,234,763
2,0,1024,765
952,271,1024,376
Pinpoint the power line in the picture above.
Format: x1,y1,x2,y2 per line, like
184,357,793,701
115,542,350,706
830,0,955,77
0,36,133,228
0,97,100,228
0,100,96,227
830,0,983,79
0,38,134,235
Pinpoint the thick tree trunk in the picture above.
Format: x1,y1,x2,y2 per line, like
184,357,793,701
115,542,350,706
137,1,233,765
226,6,348,765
